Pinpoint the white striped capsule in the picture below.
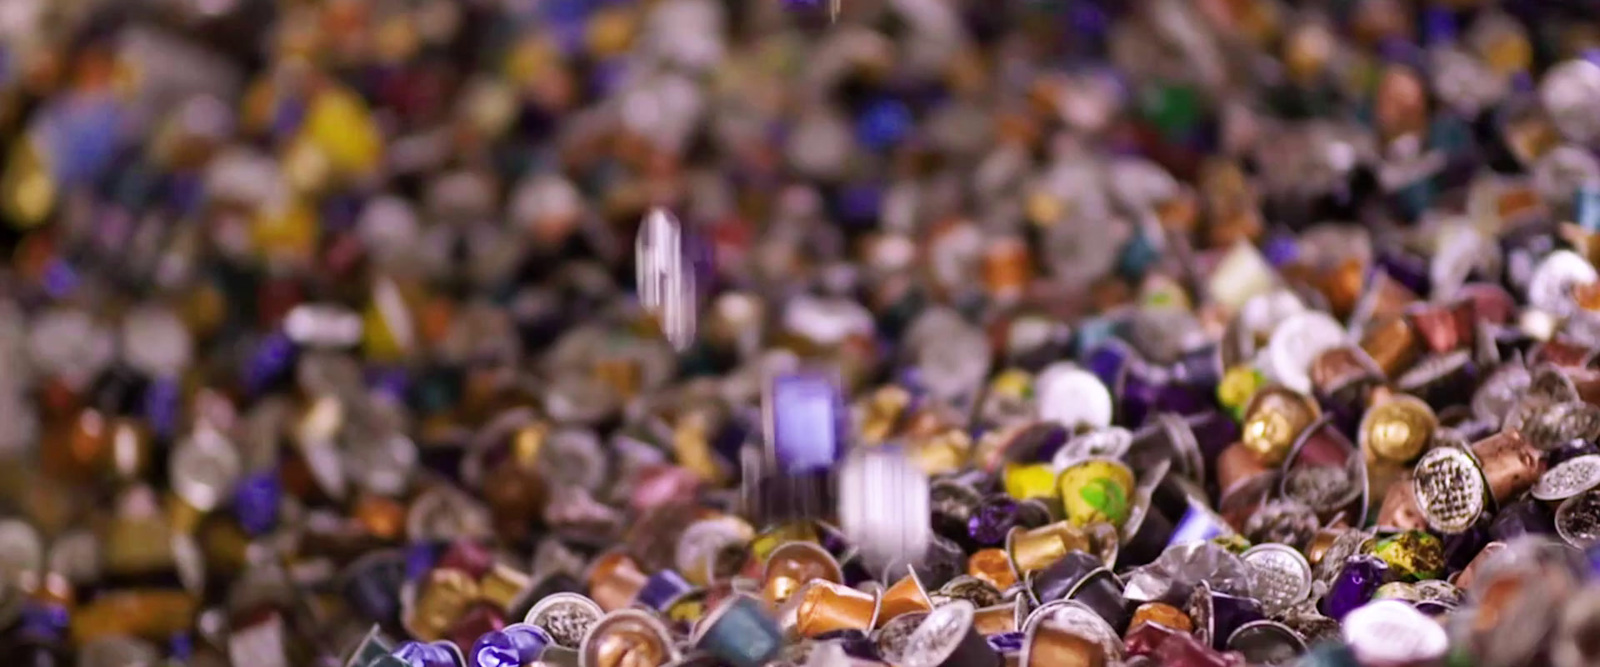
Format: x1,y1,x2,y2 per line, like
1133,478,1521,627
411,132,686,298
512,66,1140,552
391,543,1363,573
635,207,699,350
838,445,931,576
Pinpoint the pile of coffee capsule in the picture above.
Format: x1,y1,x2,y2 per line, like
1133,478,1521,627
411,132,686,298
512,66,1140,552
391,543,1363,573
15,0,1600,666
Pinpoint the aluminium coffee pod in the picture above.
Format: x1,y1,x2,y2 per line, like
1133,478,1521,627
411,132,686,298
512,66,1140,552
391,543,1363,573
873,611,927,664
1529,454,1600,502
1021,599,1124,662
1019,614,1108,667
1278,416,1370,527
524,593,605,650
1411,445,1490,534
899,601,1000,667
578,609,679,667
1224,620,1306,665
1240,543,1313,614
691,594,783,667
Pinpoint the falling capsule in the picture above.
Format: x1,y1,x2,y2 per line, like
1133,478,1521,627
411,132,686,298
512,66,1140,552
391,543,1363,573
635,208,699,351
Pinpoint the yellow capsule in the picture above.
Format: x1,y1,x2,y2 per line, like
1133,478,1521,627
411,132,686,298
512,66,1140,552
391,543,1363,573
362,277,415,363
1002,462,1059,501
989,369,1033,401
1057,459,1135,529
749,523,817,564
666,596,705,625
282,136,332,194
303,87,383,176
1,135,55,229
672,411,723,484
1217,366,1265,420
252,198,319,261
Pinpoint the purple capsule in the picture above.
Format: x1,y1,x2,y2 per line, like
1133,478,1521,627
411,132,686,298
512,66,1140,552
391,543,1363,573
233,470,281,536
967,497,1021,547
393,642,459,667
470,624,551,667
766,372,846,474
1321,555,1390,621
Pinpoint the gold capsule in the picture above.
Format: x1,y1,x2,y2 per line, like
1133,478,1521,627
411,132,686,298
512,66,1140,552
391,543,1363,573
409,568,480,641
1360,394,1437,465
479,563,532,612
1241,386,1320,466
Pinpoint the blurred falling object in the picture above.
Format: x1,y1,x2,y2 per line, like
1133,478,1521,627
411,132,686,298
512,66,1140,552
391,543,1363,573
635,207,698,351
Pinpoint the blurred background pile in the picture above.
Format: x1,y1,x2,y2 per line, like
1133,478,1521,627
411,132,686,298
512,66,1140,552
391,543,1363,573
10,0,1600,666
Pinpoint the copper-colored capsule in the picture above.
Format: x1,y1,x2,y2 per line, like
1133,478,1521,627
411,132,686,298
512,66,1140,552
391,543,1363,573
876,570,933,627
482,463,549,542
410,568,481,641
587,552,651,612
42,408,109,482
1024,619,1108,667
1216,441,1275,499
968,548,1019,591
973,601,1022,636
1471,431,1546,505
584,610,674,667
1129,602,1192,634
761,542,843,607
70,589,199,643
1240,386,1321,466
1376,471,1429,531
1319,259,1367,318
479,563,533,612
1375,64,1428,141
791,580,880,637
1360,316,1420,379
983,237,1034,299
1532,339,1596,368
353,494,408,541
1407,300,1476,354
1310,346,1384,398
